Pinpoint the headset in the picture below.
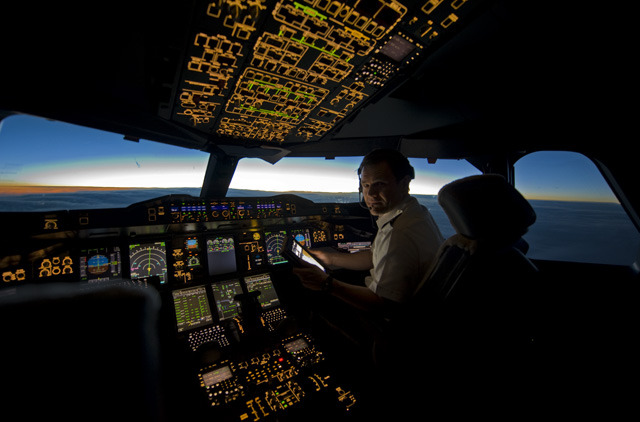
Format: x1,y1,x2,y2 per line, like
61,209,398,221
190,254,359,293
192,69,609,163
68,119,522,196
358,182,368,209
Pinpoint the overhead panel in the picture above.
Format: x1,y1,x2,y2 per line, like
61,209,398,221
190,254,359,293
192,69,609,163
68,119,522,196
169,0,484,145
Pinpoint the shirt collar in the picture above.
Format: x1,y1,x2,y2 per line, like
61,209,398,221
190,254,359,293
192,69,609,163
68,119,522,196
375,195,413,229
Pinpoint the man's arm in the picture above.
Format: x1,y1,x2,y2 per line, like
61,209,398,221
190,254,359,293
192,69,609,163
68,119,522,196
292,265,384,312
330,278,385,312
311,249,373,271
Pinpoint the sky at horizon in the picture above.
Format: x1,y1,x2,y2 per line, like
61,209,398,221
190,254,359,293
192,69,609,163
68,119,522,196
0,115,619,203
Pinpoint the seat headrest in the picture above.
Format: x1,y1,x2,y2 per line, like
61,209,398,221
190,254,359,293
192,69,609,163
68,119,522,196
438,174,536,244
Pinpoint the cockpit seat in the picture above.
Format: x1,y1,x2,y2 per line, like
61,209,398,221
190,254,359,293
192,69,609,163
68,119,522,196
0,282,162,420
372,174,539,417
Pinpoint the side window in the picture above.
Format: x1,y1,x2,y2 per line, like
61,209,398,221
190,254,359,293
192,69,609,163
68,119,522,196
515,151,640,265
0,115,209,211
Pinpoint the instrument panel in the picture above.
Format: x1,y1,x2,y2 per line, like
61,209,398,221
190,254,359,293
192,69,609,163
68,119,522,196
0,194,370,286
0,194,373,419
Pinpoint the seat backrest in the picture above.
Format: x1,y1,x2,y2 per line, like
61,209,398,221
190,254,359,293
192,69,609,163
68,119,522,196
414,174,538,308
438,174,536,248
0,282,162,420
373,175,539,412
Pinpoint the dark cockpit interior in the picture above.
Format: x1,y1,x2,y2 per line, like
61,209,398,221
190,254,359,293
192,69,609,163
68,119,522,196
1,0,637,420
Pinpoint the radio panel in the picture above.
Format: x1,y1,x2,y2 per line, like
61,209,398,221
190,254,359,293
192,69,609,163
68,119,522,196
197,334,356,419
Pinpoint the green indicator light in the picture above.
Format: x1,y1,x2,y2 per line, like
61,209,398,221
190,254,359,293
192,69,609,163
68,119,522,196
291,37,340,59
240,105,299,120
251,80,316,99
293,2,327,20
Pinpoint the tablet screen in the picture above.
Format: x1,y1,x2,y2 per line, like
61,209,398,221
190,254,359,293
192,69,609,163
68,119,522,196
287,237,325,272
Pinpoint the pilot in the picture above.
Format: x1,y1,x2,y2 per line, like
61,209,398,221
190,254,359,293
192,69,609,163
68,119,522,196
293,149,443,320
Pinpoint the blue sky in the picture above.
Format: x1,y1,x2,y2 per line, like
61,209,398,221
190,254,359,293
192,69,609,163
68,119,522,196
0,115,618,202
514,151,616,202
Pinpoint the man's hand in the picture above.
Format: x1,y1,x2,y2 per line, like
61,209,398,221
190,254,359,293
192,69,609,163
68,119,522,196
292,265,328,291
292,260,385,312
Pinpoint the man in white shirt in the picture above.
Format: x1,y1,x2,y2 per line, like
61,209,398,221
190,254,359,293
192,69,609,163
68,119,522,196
294,149,443,312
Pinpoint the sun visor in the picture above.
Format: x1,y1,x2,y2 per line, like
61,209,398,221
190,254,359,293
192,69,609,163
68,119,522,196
218,145,291,164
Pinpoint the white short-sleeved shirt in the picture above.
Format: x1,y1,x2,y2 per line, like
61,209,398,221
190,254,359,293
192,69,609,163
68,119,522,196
365,196,444,303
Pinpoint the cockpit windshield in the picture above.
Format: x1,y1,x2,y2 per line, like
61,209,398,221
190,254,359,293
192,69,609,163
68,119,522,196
230,155,481,238
0,115,210,211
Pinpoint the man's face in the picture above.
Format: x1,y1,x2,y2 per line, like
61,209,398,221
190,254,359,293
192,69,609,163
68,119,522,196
360,161,409,216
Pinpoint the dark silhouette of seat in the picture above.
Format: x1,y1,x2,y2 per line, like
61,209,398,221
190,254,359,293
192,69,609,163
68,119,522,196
372,174,539,418
0,282,162,420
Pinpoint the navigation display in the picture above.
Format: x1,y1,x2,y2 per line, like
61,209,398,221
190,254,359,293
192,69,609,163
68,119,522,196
129,241,168,284
211,279,244,321
265,230,288,265
245,273,280,309
79,246,122,282
207,236,237,275
172,285,214,333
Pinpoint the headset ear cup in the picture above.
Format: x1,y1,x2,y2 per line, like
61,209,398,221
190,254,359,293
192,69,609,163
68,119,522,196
358,182,368,209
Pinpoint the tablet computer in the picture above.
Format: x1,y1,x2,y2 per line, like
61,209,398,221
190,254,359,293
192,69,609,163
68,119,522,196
281,236,326,272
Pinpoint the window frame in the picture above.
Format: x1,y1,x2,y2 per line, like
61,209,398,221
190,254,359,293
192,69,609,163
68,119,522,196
513,149,640,266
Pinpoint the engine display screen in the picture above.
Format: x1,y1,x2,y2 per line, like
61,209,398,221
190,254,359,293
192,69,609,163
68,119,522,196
172,285,214,333
207,236,237,275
